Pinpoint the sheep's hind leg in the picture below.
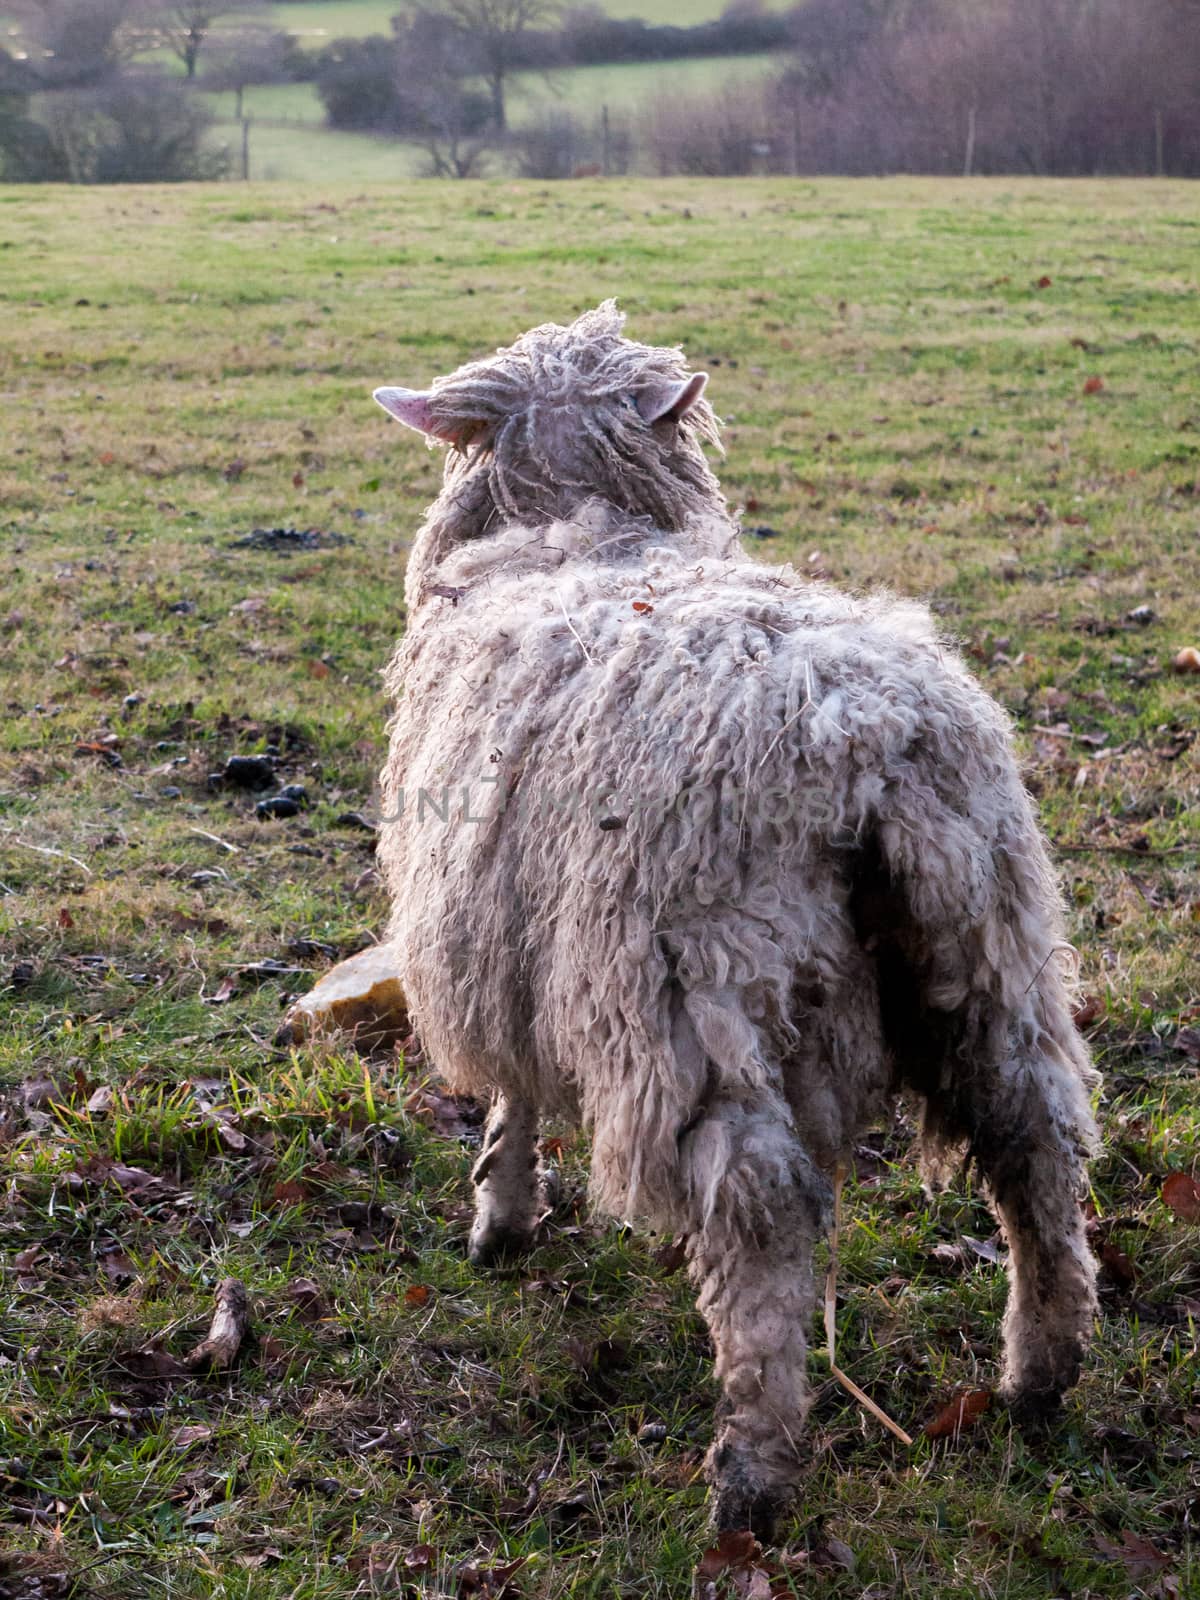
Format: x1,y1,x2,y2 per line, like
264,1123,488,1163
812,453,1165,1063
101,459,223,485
682,1097,831,1539
468,1094,542,1266
968,1052,1097,1426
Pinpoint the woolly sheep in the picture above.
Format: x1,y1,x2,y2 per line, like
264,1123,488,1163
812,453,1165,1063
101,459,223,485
372,302,1098,1537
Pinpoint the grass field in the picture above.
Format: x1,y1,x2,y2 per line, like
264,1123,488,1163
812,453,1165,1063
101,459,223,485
1,178,1198,1600
200,54,779,182
270,0,752,46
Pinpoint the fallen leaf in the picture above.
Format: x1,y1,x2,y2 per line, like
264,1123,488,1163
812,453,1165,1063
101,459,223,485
1035,275,1053,289
170,1423,214,1449
286,1277,329,1322
86,1084,113,1114
292,471,305,488
1162,1172,1200,1220
923,1389,992,1439
631,601,654,615
1083,375,1105,395
1072,994,1104,1028
57,907,75,930
1172,646,1200,674
405,1283,431,1308
271,1178,308,1207
810,1533,856,1572
457,1556,526,1597
1098,1239,1136,1288
1095,1529,1172,1578
698,1529,761,1579
405,1543,436,1572
306,658,330,679
1175,1027,1200,1062
101,1249,137,1282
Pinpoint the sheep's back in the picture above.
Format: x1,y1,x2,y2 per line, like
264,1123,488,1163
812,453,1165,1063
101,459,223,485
379,541,1021,1139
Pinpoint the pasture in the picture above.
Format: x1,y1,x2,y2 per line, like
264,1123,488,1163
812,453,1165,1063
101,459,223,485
1,178,1198,1599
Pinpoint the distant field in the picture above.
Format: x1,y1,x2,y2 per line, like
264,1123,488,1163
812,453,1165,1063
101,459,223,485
272,0,753,47
202,53,780,179
2,179,1197,1600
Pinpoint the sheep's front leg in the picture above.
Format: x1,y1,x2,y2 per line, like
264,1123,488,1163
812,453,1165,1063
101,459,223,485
682,1098,831,1539
468,1094,542,1266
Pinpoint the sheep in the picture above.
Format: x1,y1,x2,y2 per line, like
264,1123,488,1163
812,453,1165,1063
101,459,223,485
372,301,1099,1538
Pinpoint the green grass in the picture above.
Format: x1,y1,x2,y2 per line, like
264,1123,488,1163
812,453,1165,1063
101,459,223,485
270,0,761,46
196,55,780,181
1,178,1198,1600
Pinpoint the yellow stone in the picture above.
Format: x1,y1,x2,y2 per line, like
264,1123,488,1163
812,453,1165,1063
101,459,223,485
278,943,409,1052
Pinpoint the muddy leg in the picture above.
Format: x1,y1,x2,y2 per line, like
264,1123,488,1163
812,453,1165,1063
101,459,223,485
973,1062,1097,1424
682,1097,830,1539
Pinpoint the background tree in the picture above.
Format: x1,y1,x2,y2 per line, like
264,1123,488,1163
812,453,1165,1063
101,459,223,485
399,0,563,133
203,25,304,118
9,0,149,87
154,0,263,80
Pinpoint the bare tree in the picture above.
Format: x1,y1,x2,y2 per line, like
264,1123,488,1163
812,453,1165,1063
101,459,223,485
9,0,151,85
153,0,263,79
400,0,562,132
204,24,297,116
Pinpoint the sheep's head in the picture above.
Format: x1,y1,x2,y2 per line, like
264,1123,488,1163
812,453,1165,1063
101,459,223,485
374,301,724,535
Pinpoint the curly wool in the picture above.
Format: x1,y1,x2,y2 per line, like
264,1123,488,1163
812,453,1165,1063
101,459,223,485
375,303,1099,1530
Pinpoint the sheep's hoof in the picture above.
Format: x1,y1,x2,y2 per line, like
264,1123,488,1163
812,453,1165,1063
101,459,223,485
708,1442,788,1543
711,1480,784,1544
1001,1383,1067,1435
467,1220,536,1268
1000,1338,1083,1433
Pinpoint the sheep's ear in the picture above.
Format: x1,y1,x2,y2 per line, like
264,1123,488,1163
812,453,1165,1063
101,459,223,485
636,371,708,426
373,386,460,443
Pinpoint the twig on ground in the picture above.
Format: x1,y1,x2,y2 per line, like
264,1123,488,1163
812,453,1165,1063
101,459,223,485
188,826,241,854
2,830,93,877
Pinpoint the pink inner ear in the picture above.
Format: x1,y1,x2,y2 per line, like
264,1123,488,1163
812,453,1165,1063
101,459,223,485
373,387,440,436
637,371,709,425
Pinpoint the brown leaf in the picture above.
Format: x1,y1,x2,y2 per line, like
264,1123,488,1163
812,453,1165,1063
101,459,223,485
1162,1172,1200,1220
286,1277,329,1322
14,1245,41,1273
170,1423,214,1449
271,1178,308,1207
57,907,75,930
1172,647,1200,674
404,1283,431,1308
1082,375,1105,395
204,973,239,1005
810,1533,856,1572
1099,1239,1136,1289
306,658,330,680
654,1234,689,1275
1095,1529,1172,1578
697,1529,761,1578
98,450,116,466
405,1544,436,1572
1072,994,1104,1028
292,471,305,488
923,1388,992,1439
631,601,654,615
101,1249,137,1283
457,1556,526,1597
1035,275,1053,289
86,1083,113,1114
1175,1027,1200,1062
